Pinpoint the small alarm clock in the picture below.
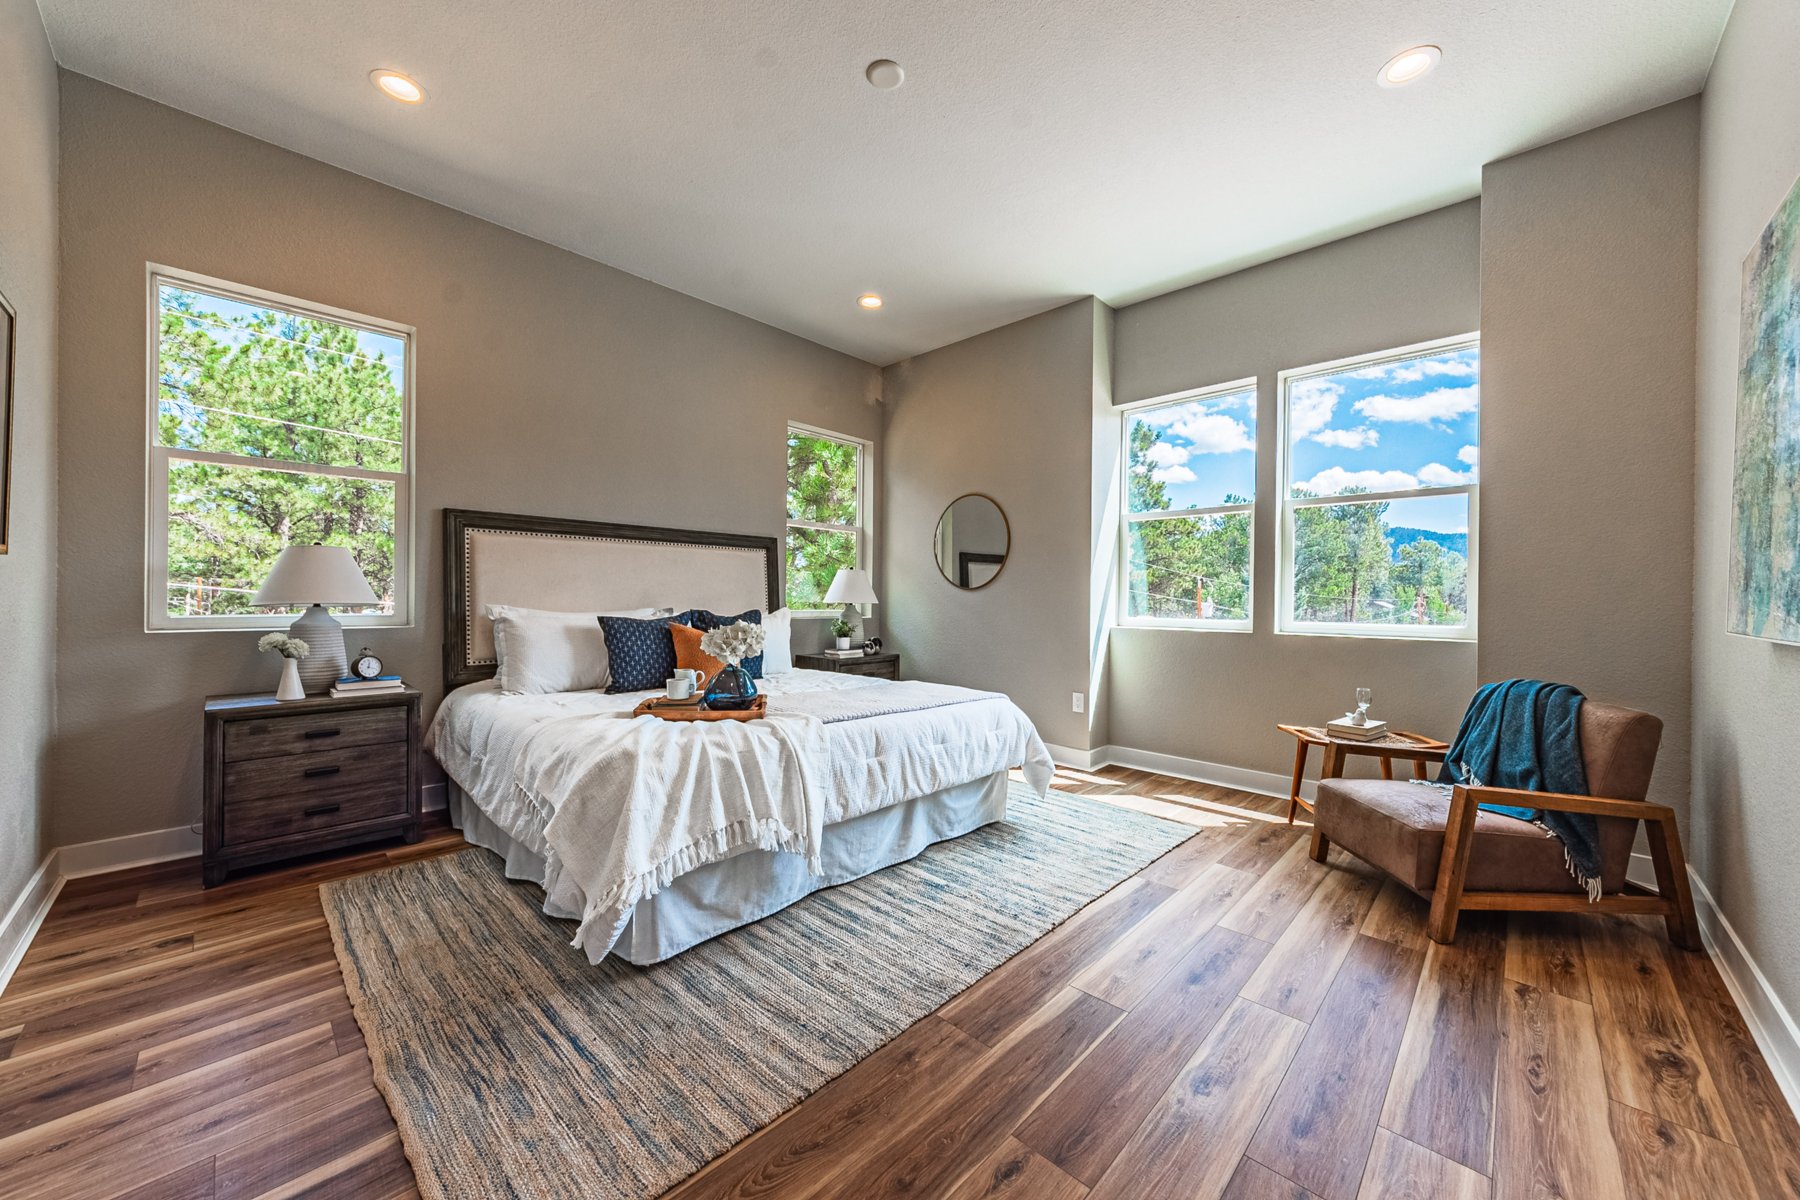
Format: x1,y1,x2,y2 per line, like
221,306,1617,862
351,647,385,680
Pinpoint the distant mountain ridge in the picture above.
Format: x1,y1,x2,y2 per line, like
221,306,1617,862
1386,527,1468,559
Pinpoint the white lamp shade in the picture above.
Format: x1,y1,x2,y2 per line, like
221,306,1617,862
252,544,379,608
823,568,879,606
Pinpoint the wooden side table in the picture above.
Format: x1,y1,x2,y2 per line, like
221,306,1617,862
793,652,900,681
204,688,422,886
1277,723,1450,824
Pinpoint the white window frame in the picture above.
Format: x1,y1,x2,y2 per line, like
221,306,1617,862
1275,331,1479,642
785,421,872,620
145,265,416,632
1117,378,1259,632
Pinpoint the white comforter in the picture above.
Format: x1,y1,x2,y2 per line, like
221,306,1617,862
428,670,1053,958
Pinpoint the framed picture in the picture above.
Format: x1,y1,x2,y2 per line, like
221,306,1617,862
1728,172,1800,643
0,287,13,555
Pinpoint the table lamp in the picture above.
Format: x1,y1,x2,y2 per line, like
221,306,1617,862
823,568,880,639
253,543,379,694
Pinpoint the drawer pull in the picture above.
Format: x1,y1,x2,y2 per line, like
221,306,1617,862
303,803,342,817
303,765,342,778
303,728,342,740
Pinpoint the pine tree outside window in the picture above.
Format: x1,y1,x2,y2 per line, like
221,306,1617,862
785,423,869,615
1120,379,1258,629
147,268,414,631
1277,333,1479,639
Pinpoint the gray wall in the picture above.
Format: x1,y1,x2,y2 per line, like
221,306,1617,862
1478,99,1699,812
1107,202,1483,777
1693,0,1800,1010
54,75,879,846
0,2,59,909
881,299,1104,751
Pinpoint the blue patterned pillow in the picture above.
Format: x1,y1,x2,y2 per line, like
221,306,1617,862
691,609,764,679
599,612,694,693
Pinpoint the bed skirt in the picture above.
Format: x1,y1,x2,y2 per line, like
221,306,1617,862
448,772,1010,964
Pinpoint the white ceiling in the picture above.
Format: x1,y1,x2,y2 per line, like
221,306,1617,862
37,0,1730,365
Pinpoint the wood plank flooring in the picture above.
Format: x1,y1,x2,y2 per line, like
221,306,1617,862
3,766,1798,1199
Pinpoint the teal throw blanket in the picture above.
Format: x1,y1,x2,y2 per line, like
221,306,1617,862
1436,679,1601,898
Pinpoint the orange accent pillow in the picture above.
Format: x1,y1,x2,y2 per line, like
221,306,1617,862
669,622,725,685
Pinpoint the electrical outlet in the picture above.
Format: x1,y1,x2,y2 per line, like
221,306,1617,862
1071,692,1086,714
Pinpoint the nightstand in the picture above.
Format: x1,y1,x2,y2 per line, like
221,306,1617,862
793,652,901,681
203,688,422,887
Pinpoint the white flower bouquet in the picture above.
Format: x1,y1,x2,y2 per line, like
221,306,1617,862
699,622,765,666
258,632,310,660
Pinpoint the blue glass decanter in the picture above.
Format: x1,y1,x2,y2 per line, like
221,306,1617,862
703,661,758,710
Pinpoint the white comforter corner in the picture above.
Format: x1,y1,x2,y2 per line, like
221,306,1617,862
427,669,1054,960
524,709,830,959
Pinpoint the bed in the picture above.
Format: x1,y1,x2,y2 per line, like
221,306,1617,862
427,509,1054,965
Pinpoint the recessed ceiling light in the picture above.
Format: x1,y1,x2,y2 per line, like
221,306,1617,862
1377,45,1441,88
865,60,905,90
370,69,426,104
857,293,883,310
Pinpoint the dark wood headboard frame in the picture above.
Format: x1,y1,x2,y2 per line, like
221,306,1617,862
442,508,781,691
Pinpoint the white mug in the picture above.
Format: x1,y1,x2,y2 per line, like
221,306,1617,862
666,670,699,700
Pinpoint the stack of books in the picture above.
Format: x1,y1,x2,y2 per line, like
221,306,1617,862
330,675,406,699
1325,715,1389,741
822,647,868,660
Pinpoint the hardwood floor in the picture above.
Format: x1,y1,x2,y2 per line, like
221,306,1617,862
4,766,1798,1200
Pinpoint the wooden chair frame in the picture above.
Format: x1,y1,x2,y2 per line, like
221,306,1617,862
1307,748,1701,950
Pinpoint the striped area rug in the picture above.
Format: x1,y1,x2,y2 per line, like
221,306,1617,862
322,782,1194,1200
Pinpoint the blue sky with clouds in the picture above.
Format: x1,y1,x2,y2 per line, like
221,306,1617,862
1129,385,1258,510
1128,344,1479,535
1288,344,1479,533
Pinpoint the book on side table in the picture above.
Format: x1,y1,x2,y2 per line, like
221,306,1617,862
331,675,406,698
1324,716,1389,741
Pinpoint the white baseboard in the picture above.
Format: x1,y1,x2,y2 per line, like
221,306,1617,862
421,780,448,812
1688,870,1800,1117
0,854,63,999
1042,742,1101,771
0,825,201,997
1627,852,1800,1117
1089,744,1308,805
56,825,202,879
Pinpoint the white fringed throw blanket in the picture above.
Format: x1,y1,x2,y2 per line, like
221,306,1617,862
527,711,829,960
515,679,1033,960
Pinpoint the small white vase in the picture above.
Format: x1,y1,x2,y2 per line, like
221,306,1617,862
834,637,851,650
276,657,305,702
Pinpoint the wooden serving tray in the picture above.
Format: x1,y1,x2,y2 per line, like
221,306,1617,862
633,694,767,722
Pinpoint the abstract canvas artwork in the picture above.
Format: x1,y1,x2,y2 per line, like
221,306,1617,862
1729,173,1800,643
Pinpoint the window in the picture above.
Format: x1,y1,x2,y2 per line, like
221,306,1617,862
1121,379,1258,627
785,424,869,613
147,268,413,631
1278,334,1478,638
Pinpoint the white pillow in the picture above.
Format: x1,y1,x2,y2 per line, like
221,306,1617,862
761,608,794,675
487,605,656,694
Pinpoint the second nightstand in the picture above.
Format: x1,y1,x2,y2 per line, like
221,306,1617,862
793,651,900,681
203,687,422,887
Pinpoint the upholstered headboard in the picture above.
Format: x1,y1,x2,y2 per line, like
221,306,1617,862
443,509,779,690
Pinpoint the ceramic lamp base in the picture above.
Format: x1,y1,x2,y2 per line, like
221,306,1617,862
289,605,347,694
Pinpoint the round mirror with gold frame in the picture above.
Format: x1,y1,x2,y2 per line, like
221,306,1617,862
934,493,1010,589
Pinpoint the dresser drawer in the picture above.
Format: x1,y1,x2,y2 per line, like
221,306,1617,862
837,659,899,679
221,743,409,846
223,705,408,762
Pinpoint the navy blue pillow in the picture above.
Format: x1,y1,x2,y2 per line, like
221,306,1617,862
691,609,764,679
599,611,694,693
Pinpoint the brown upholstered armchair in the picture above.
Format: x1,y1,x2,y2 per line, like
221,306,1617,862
1308,700,1700,949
